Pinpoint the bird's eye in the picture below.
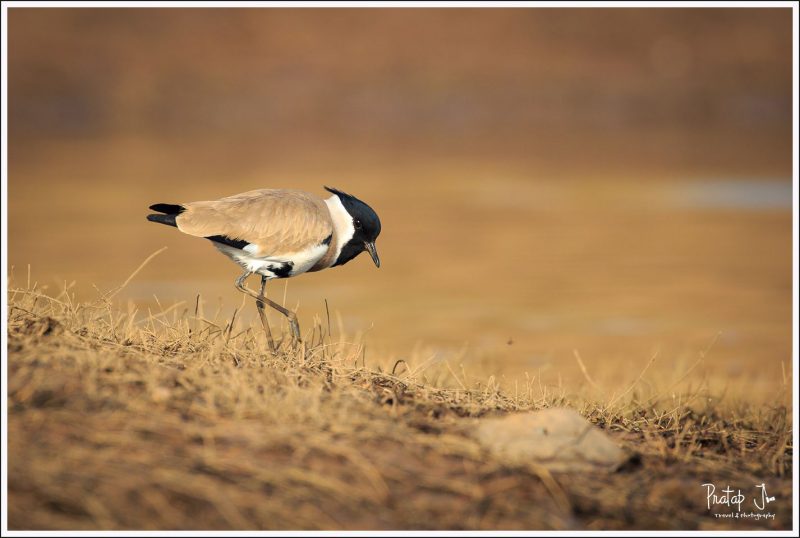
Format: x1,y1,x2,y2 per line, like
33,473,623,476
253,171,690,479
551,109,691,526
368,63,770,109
354,219,362,230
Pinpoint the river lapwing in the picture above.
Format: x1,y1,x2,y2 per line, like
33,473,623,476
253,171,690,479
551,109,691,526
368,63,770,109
147,187,381,351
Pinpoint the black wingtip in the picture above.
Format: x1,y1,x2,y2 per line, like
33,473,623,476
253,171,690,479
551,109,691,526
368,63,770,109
149,203,185,215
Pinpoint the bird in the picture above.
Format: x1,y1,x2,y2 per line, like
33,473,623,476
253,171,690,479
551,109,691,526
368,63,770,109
146,186,381,351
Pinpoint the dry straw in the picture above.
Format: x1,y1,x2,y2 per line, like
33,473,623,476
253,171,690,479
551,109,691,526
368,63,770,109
5,256,794,530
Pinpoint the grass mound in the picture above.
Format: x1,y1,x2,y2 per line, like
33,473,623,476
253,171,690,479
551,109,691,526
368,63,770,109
6,284,793,530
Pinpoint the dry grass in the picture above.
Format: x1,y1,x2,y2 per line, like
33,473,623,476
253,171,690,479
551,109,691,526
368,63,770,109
6,279,793,531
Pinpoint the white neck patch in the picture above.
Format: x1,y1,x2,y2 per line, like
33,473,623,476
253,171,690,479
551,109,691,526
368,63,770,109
325,195,355,261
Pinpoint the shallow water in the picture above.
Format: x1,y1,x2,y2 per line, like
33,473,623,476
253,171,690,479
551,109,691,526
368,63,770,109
669,179,792,210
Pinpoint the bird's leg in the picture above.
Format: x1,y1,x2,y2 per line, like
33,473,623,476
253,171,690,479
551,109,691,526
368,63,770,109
256,275,276,353
285,310,301,344
234,271,301,347
264,296,301,346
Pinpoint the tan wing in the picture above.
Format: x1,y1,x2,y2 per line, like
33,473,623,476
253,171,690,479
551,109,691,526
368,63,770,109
175,189,333,257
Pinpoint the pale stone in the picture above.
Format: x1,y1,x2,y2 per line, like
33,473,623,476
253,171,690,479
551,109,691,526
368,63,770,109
473,408,630,472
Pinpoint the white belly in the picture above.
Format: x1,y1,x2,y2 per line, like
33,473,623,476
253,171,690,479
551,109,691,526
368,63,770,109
214,242,328,279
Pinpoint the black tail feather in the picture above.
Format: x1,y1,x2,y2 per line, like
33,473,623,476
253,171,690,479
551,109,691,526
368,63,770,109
147,213,178,227
147,203,184,227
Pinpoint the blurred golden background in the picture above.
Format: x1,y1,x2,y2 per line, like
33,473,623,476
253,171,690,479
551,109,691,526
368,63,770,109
7,8,793,402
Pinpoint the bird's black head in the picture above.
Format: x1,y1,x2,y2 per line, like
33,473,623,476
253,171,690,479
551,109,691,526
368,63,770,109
325,186,382,268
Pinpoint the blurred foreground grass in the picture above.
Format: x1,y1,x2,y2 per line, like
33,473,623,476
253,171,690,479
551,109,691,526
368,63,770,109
7,280,792,530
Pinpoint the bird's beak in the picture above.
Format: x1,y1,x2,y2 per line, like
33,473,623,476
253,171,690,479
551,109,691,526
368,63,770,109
365,242,380,268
